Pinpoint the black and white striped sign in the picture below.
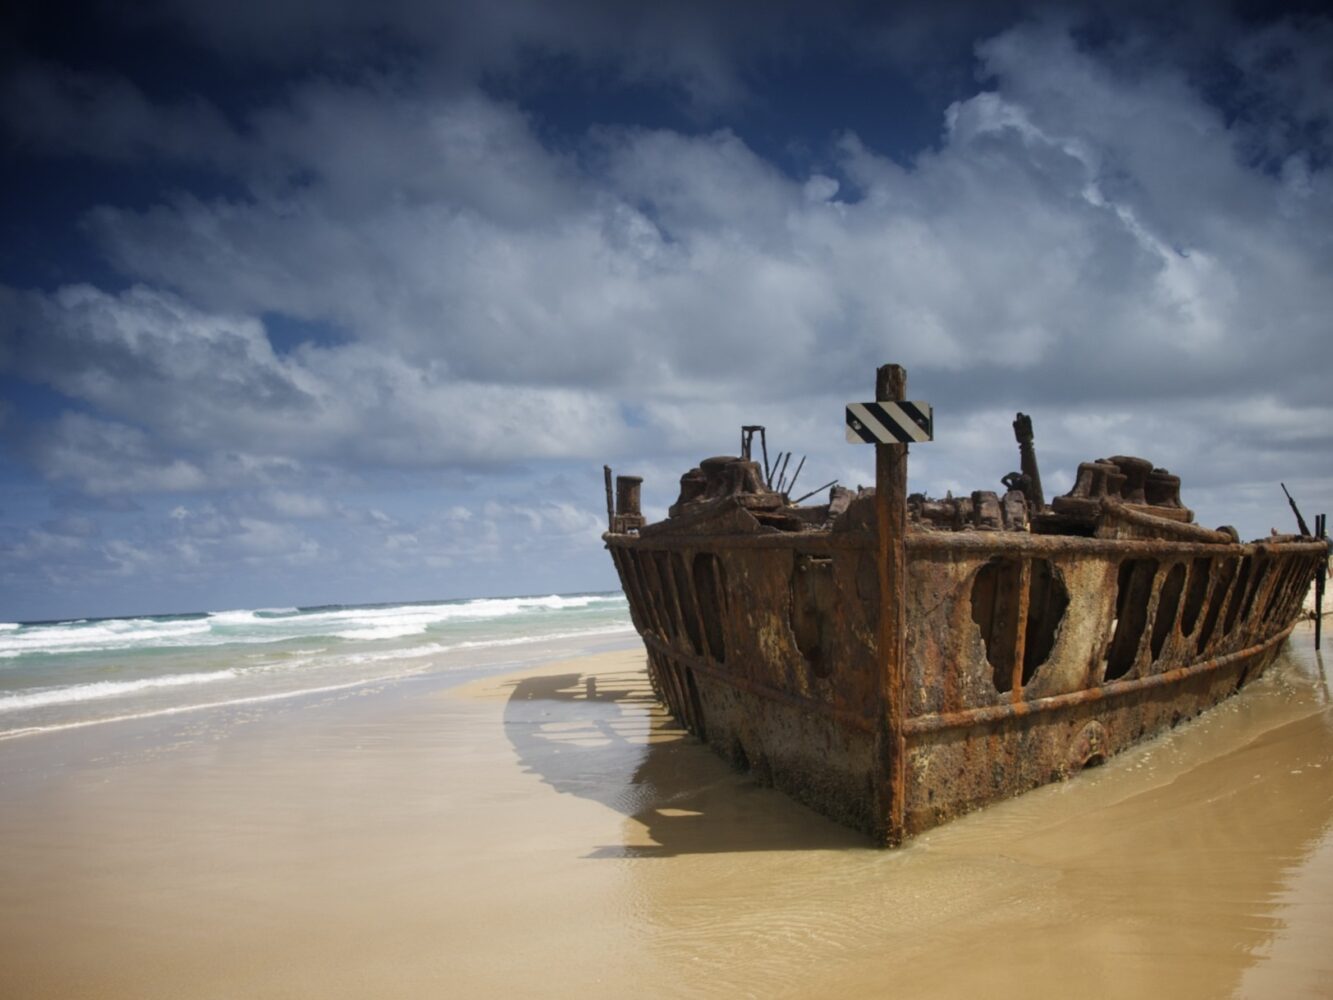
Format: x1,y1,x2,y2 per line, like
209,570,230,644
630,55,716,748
845,401,933,444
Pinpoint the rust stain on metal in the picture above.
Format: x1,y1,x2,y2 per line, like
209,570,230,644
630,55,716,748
602,366,1328,845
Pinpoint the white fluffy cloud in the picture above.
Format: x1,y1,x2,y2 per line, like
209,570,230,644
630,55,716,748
2,281,627,493
51,23,1326,414
2,7,1331,618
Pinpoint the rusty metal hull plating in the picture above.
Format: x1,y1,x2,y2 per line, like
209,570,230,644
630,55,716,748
606,526,1324,845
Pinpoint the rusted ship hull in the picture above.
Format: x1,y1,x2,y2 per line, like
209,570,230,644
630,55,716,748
605,368,1322,848
608,522,1322,842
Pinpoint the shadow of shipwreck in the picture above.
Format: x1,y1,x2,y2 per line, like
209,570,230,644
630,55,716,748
502,668,864,857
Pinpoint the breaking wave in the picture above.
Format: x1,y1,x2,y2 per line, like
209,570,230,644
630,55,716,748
0,594,627,659
0,591,636,738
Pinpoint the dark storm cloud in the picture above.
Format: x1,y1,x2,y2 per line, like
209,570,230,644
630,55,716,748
1,61,246,166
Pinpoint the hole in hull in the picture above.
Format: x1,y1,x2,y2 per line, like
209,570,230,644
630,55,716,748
1105,559,1158,681
971,556,1068,693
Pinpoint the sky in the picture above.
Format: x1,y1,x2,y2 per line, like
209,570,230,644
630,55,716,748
1,0,1331,622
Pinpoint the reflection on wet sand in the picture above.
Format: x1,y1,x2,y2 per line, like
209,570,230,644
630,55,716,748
506,631,1333,999
504,669,864,855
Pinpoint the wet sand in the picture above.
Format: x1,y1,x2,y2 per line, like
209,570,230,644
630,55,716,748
1,625,1330,999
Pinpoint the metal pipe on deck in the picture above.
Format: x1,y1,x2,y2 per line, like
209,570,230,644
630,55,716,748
1013,413,1045,510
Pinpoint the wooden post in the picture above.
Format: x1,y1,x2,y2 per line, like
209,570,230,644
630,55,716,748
875,364,909,844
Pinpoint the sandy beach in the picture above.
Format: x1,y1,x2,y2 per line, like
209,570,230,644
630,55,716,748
1,625,1330,999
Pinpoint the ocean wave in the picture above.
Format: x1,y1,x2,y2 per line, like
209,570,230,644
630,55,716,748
0,593,629,658
304,596,627,641
335,624,429,641
448,622,638,650
0,669,238,712
341,623,638,664
0,617,214,658
208,607,302,626
300,594,623,627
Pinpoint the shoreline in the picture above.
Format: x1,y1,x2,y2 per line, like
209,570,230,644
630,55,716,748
1,627,1329,998
0,628,639,744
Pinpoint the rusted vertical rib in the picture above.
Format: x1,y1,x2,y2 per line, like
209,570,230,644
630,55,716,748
1010,558,1032,701
662,660,689,730
653,552,705,732
875,364,909,845
603,465,615,532
608,549,644,634
642,552,671,640
1317,514,1327,652
628,552,663,639
669,550,706,657
656,552,690,654
1195,559,1233,656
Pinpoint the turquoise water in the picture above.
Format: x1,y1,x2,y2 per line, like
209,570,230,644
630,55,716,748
0,593,634,738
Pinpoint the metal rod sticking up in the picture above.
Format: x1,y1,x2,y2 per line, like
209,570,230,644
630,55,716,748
775,452,792,493
790,479,837,506
787,455,806,497
1317,512,1327,651
1012,413,1045,511
603,465,615,532
1282,483,1311,536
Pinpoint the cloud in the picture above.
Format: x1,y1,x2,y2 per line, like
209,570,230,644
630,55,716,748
3,5,1331,617
63,19,1325,425
0,61,246,167
9,17,1330,491
1,282,629,490
145,0,815,109
28,413,208,496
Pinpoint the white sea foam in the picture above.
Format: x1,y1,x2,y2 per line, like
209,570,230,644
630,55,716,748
448,622,638,651
0,623,19,632
335,624,429,641
0,617,214,658
341,642,454,663
244,646,328,659
340,623,638,664
208,607,302,626
0,592,634,736
206,610,265,626
0,675,407,741
0,669,238,712
1,594,628,659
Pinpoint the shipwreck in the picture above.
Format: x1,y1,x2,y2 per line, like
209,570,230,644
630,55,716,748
603,365,1328,845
